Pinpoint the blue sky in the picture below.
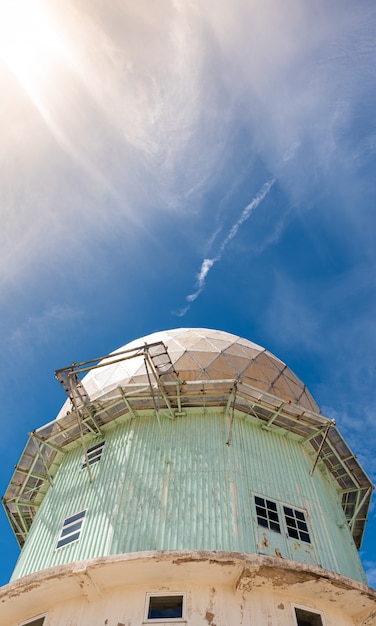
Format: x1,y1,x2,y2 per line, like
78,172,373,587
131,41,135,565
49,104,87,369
0,0,375,586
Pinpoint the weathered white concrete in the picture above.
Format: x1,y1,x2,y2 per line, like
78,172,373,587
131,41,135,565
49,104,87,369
1,552,375,626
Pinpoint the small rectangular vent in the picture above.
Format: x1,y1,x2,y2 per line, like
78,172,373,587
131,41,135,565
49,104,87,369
56,510,86,549
81,441,105,469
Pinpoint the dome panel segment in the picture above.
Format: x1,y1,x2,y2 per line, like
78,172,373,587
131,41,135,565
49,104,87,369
169,330,205,349
205,354,238,378
205,328,241,342
189,337,222,352
206,337,237,352
271,376,295,401
188,350,221,369
174,352,204,381
222,352,251,374
236,336,265,350
260,352,286,376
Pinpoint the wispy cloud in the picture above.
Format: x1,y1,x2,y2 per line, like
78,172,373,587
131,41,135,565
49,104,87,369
2,1,375,293
174,178,275,315
6,304,84,357
187,257,217,303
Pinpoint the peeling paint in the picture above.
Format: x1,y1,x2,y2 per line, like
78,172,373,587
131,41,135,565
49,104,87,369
1,552,375,625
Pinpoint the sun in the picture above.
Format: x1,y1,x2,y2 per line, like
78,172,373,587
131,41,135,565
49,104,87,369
0,0,73,101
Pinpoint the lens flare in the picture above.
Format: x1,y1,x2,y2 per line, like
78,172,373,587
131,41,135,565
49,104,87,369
0,0,74,102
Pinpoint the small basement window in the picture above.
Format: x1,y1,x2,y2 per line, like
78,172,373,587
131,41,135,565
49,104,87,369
56,510,86,549
20,616,45,626
145,594,185,622
81,441,105,469
294,606,324,626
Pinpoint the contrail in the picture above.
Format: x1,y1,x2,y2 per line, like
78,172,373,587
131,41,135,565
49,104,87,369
174,178,275,316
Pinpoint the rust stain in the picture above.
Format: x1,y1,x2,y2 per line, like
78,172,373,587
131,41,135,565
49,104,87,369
205,611,215,624
262,534,269,548
274,549,283,558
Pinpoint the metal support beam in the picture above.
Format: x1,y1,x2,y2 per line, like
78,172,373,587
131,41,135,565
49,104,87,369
15,467,46,481
302,420,334,444
323,437,362,490
226,382,238,447
144,355,169,462
16,502,30,535
31,431,64,454
349,487,372,530
310,421,332,477
2,499,27,545
263,401,288,429
119,387,138,419
144,349,176,419
80,413,102,436
69,377,93,484
175,380,182,415
30,434,54,487
16,500,40,508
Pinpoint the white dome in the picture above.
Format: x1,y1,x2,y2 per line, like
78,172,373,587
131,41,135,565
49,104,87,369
57,328,319,417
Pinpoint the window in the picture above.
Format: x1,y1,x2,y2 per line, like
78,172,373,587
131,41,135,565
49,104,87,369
81,441,105,469
254,495,311,544
284,506,311,543
294,606,324,626
145,594,185,622
56,510,86,549
20,616,45,626
255,496,281,533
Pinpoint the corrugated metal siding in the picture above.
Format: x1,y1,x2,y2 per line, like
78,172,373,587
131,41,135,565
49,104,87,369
11,410,366,583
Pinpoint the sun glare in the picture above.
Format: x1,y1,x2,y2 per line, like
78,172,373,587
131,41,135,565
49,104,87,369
0,0,73,98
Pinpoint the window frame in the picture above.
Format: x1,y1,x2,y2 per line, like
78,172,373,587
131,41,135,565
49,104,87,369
254,494,312,544
81,440,105,469
144,592,186,623
292,604,325,626
254,495,281,533
55,509,87,550
19,615,46,626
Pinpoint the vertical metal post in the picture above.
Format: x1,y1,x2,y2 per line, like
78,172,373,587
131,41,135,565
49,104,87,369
69,374,93,483
144,352,169,462
226,382,238,447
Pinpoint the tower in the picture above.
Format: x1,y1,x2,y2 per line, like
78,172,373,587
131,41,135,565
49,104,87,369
1,328,375,626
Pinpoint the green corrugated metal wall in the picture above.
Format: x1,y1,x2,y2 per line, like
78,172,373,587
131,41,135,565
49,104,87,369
11,409,367,583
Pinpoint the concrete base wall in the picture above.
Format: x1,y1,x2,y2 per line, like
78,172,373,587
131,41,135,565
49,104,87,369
1,552,375,626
